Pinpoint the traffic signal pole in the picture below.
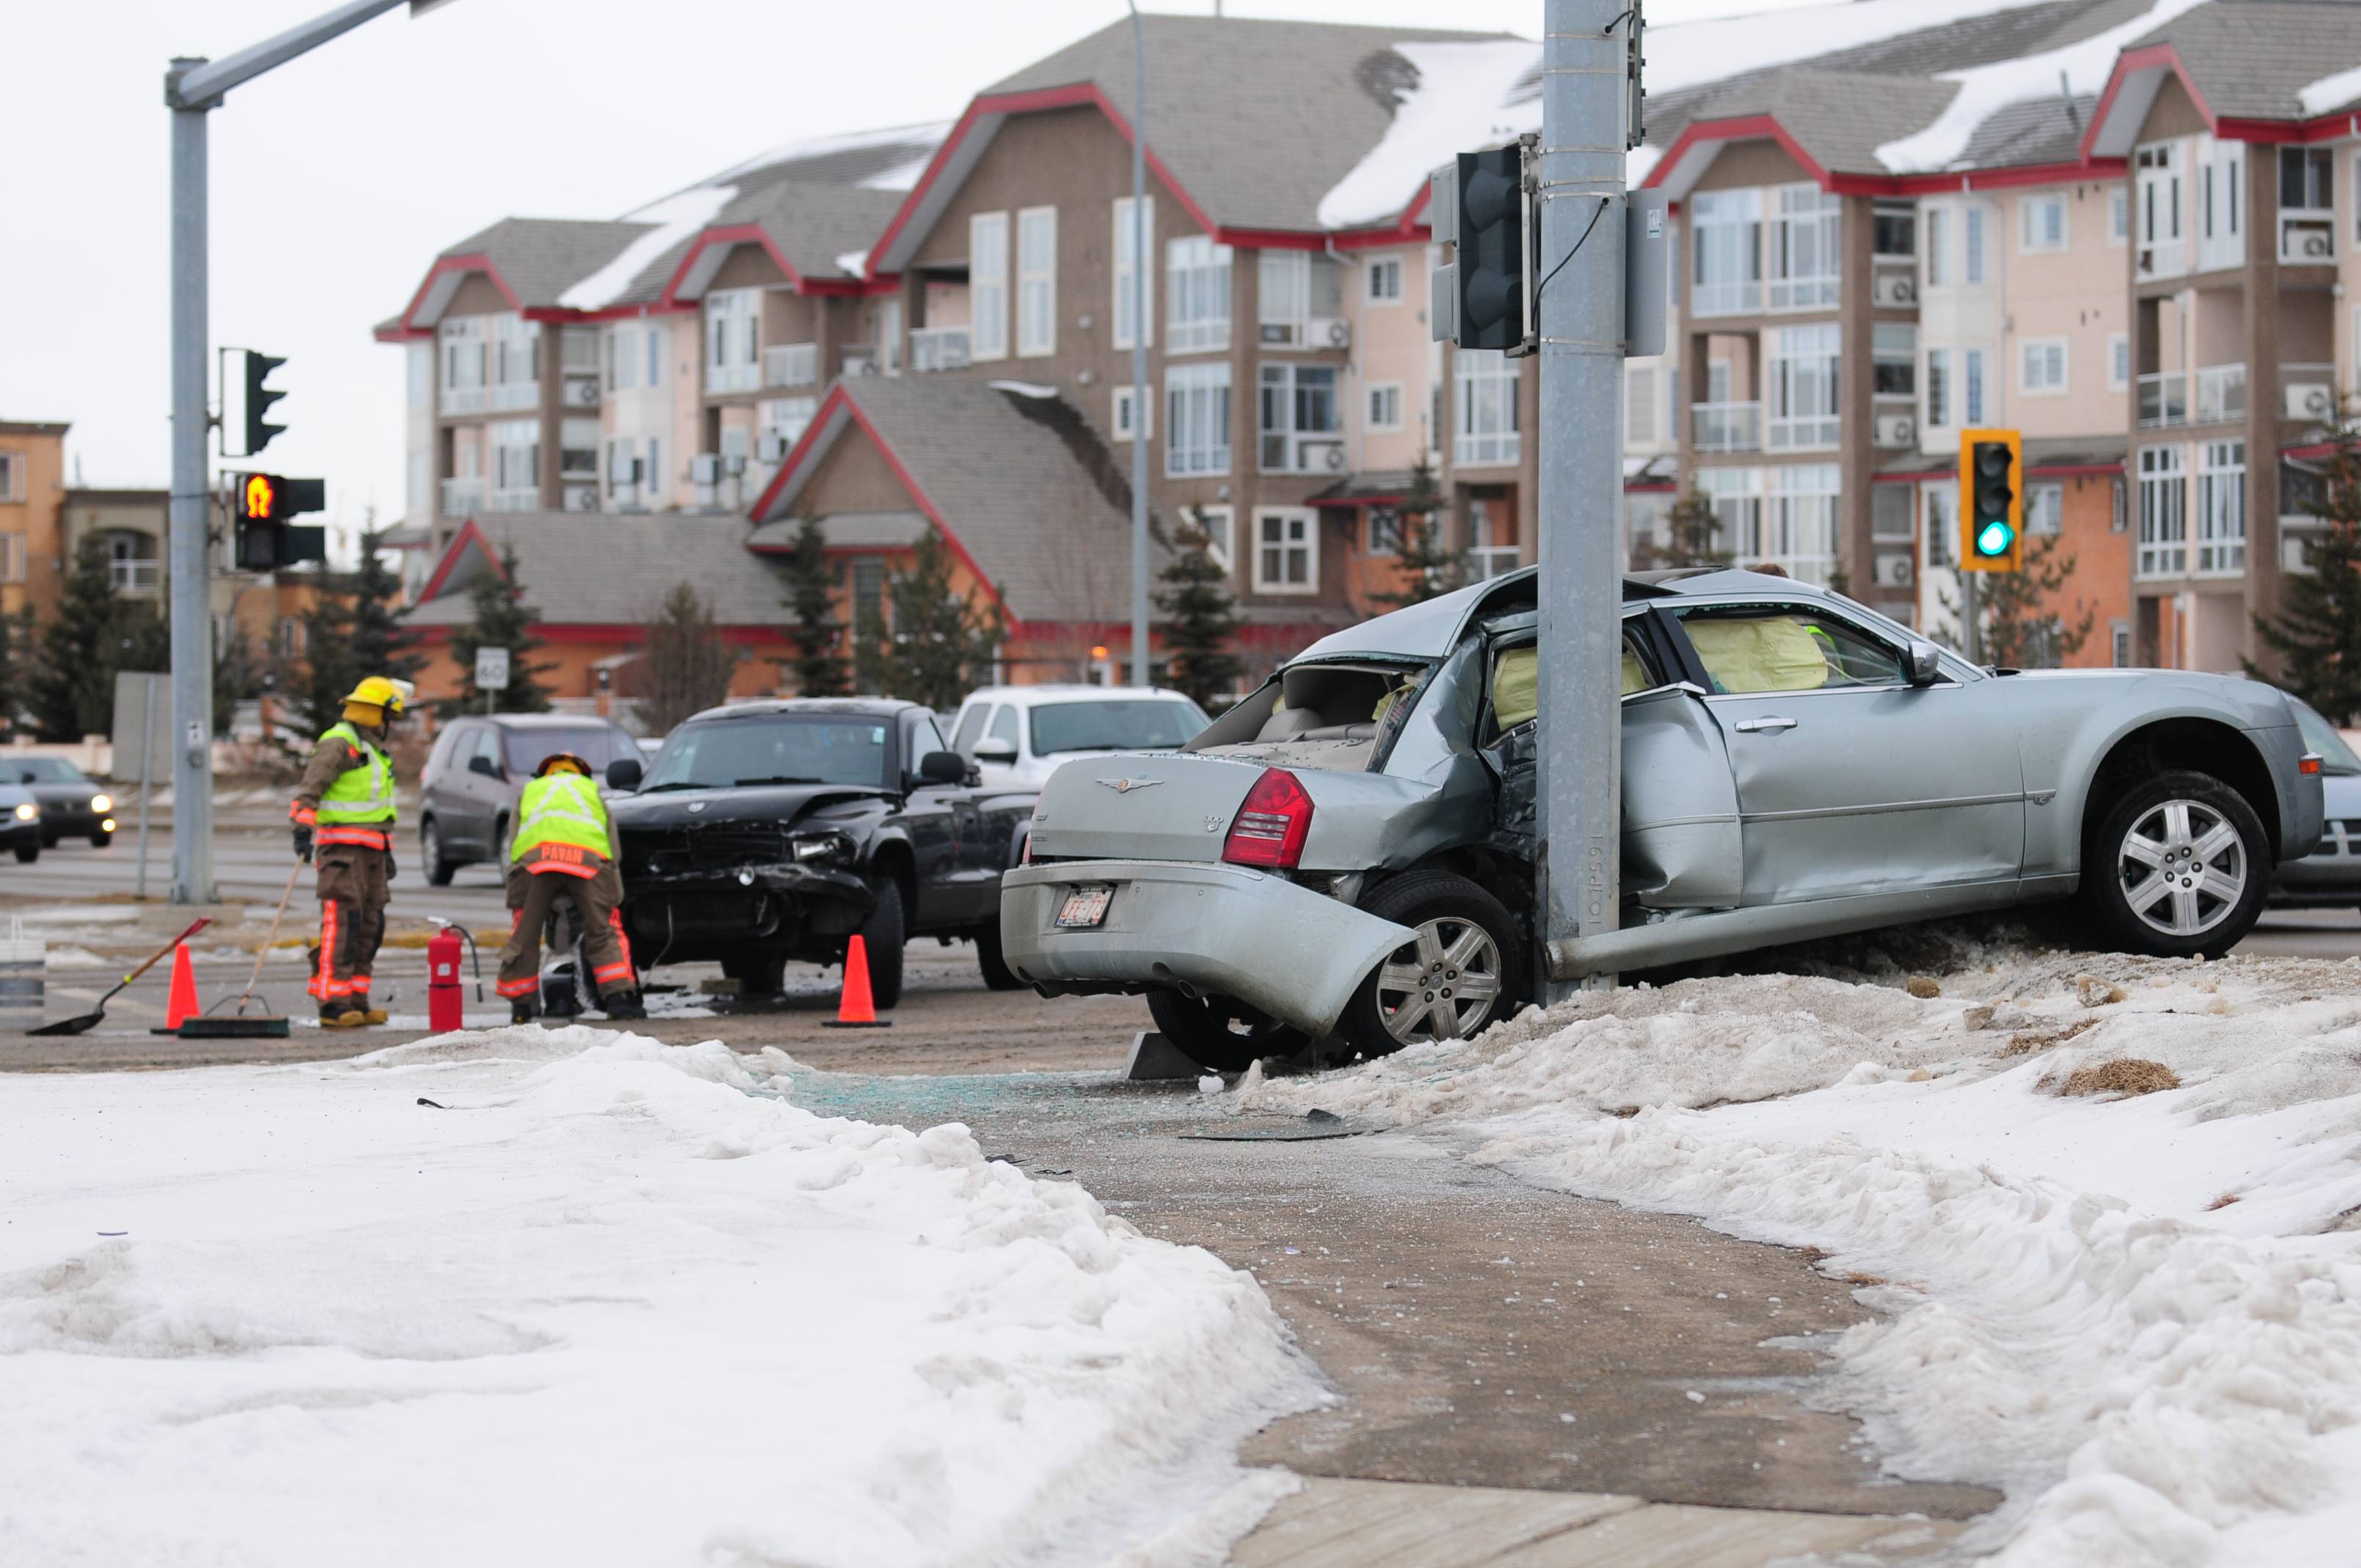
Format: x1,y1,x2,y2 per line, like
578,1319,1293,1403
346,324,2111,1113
1536,0,1631,995
162,1,416,904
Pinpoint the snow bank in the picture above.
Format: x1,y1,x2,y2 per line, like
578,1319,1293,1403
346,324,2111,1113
1875,0,2208,174
1237,951,2361,1564
557,185,735,313
0,1027,1316,1566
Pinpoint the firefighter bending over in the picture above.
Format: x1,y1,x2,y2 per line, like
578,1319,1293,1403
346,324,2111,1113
497,752,645,1023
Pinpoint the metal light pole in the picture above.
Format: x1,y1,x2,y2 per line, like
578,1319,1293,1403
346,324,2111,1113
162,0,428,903
1126,1,1150,689
1535,0,1631,994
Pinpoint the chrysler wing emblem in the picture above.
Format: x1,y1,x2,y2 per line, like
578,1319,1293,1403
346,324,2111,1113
1097,777,1164,795
687,802,707,813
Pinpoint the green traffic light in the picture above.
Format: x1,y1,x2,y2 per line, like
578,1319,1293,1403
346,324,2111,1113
1976,520,2014,556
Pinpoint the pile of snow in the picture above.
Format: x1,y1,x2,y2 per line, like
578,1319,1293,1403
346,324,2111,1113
2299,64,2361,118
1237,950,2361,1564
0,1027,1316,1565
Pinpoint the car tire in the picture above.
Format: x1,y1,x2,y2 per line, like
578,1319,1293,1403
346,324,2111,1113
1338,871,1527,1059
721,951,788,998
40,832,55,849
14,842,36,865
1146,988,1309,1074
858,879,906,1010
2083,769,2268,959
89,830,112,849
973,919,1023,991
421,820,457,887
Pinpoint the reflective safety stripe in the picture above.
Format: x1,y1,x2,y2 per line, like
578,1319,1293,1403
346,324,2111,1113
510,774,612,865
607,910,634,972
311,904,341,1001
289,804,318,825
496,976,540,998
592,960,634,984
317,827,391,849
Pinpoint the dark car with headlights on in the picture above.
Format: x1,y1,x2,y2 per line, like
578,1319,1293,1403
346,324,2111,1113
0,783,44,862
0,758,116,846
606,699,1035,1005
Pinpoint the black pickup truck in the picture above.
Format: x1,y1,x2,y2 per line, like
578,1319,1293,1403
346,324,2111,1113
606,698,1036,1005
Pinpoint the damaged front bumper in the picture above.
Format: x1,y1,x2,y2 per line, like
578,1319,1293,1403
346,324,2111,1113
622,862,874,956
1000,860,1413,1037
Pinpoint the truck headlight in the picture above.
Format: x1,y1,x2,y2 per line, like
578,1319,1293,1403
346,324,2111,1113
789,832,852,865
91,794,112,813
13,803,35,821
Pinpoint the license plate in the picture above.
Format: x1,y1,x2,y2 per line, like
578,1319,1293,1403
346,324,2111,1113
1056,885,1114,929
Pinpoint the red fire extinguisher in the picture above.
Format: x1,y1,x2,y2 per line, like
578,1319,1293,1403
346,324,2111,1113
428,925,468,1033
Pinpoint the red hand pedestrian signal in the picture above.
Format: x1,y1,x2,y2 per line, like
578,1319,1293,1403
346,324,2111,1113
243,473,277,520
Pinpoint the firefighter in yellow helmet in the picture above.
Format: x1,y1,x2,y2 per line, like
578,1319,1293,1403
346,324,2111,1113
496,751,644,1024
290,677,408,1027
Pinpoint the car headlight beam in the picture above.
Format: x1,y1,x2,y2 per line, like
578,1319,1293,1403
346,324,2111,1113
13,803,36,821
91,794,112,813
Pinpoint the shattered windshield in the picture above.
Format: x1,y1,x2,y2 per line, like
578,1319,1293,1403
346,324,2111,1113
642,717,890,792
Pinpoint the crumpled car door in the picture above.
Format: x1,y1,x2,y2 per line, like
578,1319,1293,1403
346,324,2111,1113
1620,685,1743,910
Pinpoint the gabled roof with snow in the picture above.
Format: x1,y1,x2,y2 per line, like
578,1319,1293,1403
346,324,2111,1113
2085,0,2361,156
385,218,653,333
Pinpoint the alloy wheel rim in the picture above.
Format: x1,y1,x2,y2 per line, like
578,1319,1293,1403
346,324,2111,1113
2118,799,2246,937
1374,917,1503,1045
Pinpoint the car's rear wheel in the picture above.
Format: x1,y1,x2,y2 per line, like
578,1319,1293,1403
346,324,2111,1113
421,820,457,886
973,920,1023,991
1146,988,1308,1074
857,879,905,1009
1338,871,1526,1059
2084,769,2268,959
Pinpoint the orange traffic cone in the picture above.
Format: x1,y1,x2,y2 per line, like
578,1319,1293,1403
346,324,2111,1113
162,943,200,1031
822,934,891,1029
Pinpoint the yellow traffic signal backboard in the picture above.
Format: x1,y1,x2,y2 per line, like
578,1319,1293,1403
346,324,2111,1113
1958,427,2023,573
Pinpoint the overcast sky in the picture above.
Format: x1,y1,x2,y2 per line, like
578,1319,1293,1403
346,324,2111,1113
0,0,1818,548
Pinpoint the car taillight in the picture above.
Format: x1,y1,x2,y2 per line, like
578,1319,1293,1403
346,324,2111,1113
1222,767,1313,869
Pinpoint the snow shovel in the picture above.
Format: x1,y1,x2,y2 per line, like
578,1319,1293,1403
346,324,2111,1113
180,863,301,1039
29,916,214,1036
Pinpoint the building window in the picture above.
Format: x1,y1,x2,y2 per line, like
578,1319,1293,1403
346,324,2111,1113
1964,206,1987,284
280,617,305,658
1260,363,1342,472
0,533,23,583
1926,206,1949,287
1366,505,1404,555
607,324,636,392
2020,194,2067,253
1872,484,1915,542
2111,620,2132,667
2109,186,2130,247
491,419,538,504
439,317,487,410
2282,146,2332,214
1925,482,1956,568
1964,348,1987,424
648,326,662,388
852,557,886,634
1016,206,1056,357
2020,338,2067,394
1190,504,1236,570
1367,381,1404,433
704,288,759,393
1112,196,1153,350
559,418,599,479
1766,322,1840,450
2109,333,2130,391
1166,361,1231,476
1111,383,1152,442
1764,464,1840,583
1871,201,1915,258
874,297,902,376
1366,254,1404,303
1690,189,1761,316
970,211,1009,361
2136,142,2183,275
1926,348,1951,428
2137,445,2187,577
2026,482,2064,535
1256,252,1341,345
2197,440,2246,575
1253,507,1317,594
1454,348,1520,466
1874,324,1916,397
560,326,599,377
1624,364,1658,445
407,341,431,409
1767,183,1841,310
1695,467,1758,563
761,396,818,449
0,451,21,504
1166,235,1233,353
1469,498,1520,579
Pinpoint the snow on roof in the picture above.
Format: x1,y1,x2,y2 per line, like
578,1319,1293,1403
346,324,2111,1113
1875,0,2208,173
2299,62,2361,118
856,148,940,192
708,120,955,187
1313,0,2068,231
835,249,869,279
557,184,735,311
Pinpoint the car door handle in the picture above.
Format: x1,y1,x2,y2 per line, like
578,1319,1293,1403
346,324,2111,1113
1732,716,1797,733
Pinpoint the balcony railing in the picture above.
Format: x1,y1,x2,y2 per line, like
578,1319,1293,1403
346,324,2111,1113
109,559,161,593
708,360,760,395
441,385,488,415
487,487,540,513
491,380,540,411
1691,401,1762,453
910,327,971,374
440,477,486,515
2194,363,2246,424
2138,372,2187,428
1767,413,1840,452
764,342,819,388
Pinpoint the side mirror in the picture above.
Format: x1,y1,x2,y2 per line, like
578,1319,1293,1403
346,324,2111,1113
606,757,643,791
1906,640,1943,688
972,738,1018,765
916,749,966,787
466,753,500,779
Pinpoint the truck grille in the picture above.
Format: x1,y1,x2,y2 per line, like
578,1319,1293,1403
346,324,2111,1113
621,825,797,879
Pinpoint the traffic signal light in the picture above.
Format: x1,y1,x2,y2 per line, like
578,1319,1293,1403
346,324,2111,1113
230,472,327,570
1453,145,1531,352
1958,428,2023,573
242,350,288,457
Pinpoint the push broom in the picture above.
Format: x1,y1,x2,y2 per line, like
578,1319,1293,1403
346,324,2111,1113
178,861,302,1039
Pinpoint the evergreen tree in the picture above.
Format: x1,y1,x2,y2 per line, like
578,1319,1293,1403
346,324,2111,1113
867,527,1002,711
212,619,265,737
781,514,849,697
1156,507,1244,709
289,578,358,739
29,537,150,740
1374,459,1462,606
347,531,421,692
638,582,738,734
439,545,554,715
1657,486,1730,568
2252,407,2361,720
1981,532,2095,669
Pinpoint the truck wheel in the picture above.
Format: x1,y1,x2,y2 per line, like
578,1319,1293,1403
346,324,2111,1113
1146,988,1308,1073
421,820,457,886
857,879,905,1009
2083,769,2268,959
1338,871,1526,1059
973,919,1023,991
721,951,788,998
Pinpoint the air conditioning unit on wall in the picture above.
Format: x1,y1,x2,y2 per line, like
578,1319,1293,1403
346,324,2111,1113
2287,382,2335,420
562,377,601,408
1295,438,1347,473
1874,552,1914,589
1874,272,1917,308
562,484,599,513
2283,219,2335,262
1875,413,1917,446
1307,316,1351,349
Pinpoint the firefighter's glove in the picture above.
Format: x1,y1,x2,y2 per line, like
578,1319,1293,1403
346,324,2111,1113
293,826,314,863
